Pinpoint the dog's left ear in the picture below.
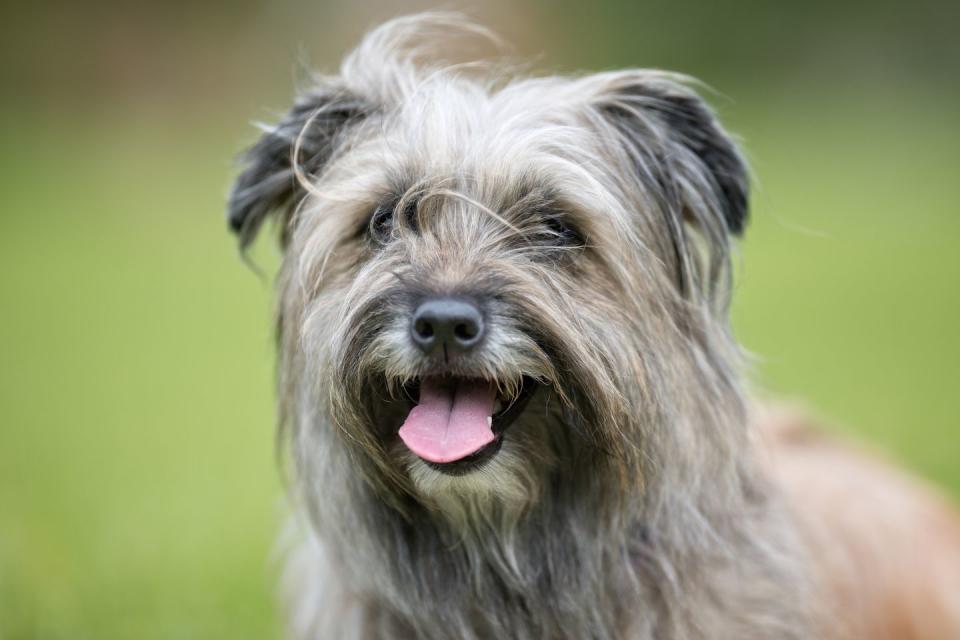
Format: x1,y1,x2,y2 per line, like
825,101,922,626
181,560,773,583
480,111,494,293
227,86,369,249
591,73,749,236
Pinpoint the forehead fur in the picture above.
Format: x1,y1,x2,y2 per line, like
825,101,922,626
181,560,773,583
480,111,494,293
324,29,674,214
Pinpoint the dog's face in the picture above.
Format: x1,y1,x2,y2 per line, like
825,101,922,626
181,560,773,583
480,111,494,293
229,16,748,521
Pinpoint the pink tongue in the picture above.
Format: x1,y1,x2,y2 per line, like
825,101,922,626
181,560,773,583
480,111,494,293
398,378,497,463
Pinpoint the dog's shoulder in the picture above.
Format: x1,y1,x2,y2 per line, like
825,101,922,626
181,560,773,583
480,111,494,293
752,402,960,640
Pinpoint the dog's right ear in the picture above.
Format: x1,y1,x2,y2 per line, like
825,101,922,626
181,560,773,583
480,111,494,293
227,86,369,249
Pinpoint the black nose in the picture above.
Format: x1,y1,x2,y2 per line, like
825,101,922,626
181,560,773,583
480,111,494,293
411,297,485,355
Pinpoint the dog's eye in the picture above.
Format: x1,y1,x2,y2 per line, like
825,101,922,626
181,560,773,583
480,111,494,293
367,198,418,245
369,202,395,244
537,211,583,249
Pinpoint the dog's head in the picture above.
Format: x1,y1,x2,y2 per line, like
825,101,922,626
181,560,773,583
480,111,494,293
229,13,748,522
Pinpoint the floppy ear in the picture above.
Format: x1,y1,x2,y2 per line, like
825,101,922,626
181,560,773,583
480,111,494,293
227,86,369,249
593,73,749,236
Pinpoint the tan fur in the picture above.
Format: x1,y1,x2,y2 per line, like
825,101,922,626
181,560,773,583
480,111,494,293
757,407,960,640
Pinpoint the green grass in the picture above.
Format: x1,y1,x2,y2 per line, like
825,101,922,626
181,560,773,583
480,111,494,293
1,95,957,638
0,115,282,638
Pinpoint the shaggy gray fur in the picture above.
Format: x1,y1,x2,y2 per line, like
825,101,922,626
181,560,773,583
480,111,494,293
229,12,813,640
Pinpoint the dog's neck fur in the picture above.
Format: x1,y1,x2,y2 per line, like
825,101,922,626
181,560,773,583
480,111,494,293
282,374,812,640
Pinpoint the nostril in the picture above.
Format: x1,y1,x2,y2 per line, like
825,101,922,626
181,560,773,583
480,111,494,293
454,322,478,342
415,318,435,340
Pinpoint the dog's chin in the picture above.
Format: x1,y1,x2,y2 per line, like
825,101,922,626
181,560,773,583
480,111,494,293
400,437,542,519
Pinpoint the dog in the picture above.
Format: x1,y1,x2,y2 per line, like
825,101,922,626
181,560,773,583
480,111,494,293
227,13,960,639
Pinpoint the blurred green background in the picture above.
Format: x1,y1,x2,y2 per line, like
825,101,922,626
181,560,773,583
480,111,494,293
1,1,957,637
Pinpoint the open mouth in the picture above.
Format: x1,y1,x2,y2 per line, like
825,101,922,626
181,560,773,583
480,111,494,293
398,375,538,475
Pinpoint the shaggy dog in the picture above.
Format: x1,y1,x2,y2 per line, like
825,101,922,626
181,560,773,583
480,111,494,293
227,13,960,639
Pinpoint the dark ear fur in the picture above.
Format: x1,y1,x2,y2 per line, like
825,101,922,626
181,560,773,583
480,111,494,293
600,77,749,236
227,87,368,249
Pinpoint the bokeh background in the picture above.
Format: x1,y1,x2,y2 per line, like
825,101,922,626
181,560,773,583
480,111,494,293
2,0,958,637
